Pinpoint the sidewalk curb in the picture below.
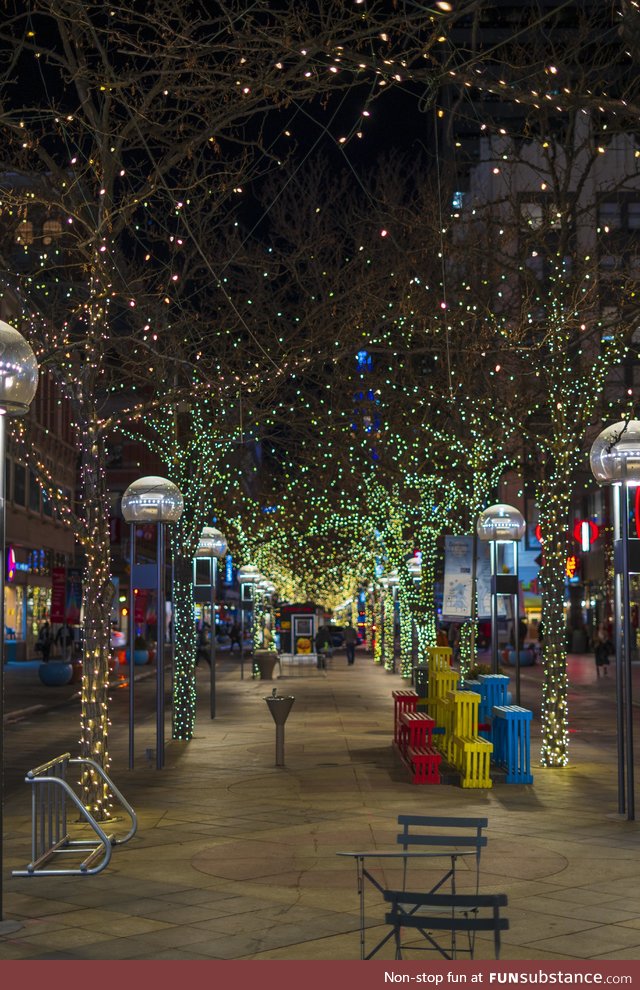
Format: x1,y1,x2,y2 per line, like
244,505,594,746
3,667,157,724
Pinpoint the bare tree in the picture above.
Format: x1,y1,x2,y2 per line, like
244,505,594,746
0,0,455,810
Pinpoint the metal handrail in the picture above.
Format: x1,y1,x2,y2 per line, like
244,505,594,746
12,752,137,877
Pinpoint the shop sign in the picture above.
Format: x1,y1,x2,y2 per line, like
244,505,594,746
66,569,82,623
566,555,580,581
50,566,67,623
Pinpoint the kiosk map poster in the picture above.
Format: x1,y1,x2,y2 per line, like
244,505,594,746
442,536,473,620
476,540,507,618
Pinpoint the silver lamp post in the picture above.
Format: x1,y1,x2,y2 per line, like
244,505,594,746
406,555,422,671
387,570,399,673
237,563,260,680
590,420,640,820
0,322,38,931
122,476,183,770
477,504,526,695
195,526,227,719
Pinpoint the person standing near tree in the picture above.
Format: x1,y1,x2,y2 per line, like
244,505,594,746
343,622,359,666
594,624,613,678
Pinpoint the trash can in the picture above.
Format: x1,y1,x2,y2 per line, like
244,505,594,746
264,689,295,766
414,664,429,699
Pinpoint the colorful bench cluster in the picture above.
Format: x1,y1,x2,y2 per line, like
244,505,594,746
392,656,533,788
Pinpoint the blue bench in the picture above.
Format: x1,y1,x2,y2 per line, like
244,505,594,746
467,674,511,725
492,705,533,784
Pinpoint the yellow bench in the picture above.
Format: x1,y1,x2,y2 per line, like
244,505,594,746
426,645,453,672
449,690,480,737
451,735,493,789
426,670,459,719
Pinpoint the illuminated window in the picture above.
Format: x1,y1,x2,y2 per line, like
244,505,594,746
42,219,62,245
16,220,34,245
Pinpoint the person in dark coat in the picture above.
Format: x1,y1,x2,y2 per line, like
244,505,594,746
36,621,52,662
229,621,241,653
343,622,359,665
594,624,613,677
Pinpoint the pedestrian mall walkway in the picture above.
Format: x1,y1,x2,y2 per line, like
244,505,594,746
1,650,640,960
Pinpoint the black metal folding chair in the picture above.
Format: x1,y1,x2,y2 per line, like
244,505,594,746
396,815,488,895
384,890,509,960
337,815,489,959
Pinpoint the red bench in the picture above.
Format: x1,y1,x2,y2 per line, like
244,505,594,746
407,745,442,784
392,689,419,744
399,711,436,757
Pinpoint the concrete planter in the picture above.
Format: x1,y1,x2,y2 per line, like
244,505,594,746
254,650,279,680
124,648,150,666
38,661,73,686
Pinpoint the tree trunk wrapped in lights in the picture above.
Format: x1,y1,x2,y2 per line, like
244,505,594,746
373,590,383,664
170,548,198,741
398,584,414,677
382,586,395,671
537,471,572,767
78,417,115,817
367,587,376,655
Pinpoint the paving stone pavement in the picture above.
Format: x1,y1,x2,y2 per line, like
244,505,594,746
1,649,640,960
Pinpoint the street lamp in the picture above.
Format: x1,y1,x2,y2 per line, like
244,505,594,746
194,526,227,719
590,420,640,820
405,555,422,670
237,563,260,680
388,570,399,671
0,321,38,932
122,476,183,770
477,504,526,696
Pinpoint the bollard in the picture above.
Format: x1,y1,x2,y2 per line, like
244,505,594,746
264,688,295,766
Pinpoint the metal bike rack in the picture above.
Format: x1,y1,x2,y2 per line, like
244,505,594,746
12,752,137,877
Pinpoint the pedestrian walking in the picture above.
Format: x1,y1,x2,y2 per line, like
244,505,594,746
54,622,74,658
594,624,613,678
36,621,52,663
343,622,359,666
229,621,241,653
